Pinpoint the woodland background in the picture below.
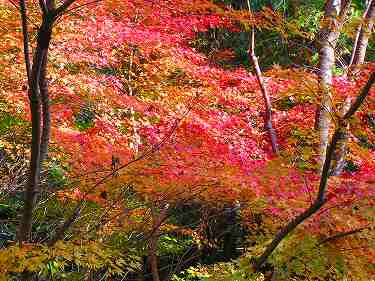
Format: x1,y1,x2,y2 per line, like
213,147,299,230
0,0,374,280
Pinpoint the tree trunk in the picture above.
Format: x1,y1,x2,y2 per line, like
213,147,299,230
249,49,278,154
148,205,169,281
330,98,351,176
315,0,352,171
349,0,375,67
223,206,238,260
40,52,51,163
18,0,77,244
254,71,375,271
18,20,53,243
247,0,278,154
149,234,160,281
137,258,146,281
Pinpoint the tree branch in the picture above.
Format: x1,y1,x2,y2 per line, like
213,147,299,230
246,0,278,154
18,15,55,244
54,0,76,16
344,72,375,118
318,225,373,245
254,69,375,271
19,0,31,85
47,106,193,246
349,0,374,68
39,52,51,163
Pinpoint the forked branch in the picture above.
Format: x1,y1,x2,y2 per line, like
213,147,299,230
254,71,375,271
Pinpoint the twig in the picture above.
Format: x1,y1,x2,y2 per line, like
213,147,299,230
318,225,372,245
47,99,196,246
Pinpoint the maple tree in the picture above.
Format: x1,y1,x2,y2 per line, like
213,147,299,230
0,0,374,280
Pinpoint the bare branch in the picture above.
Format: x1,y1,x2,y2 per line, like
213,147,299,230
19,0,31,85
47,103,195,246
39,52,51,163
318,225,373,245
344,72,375,118
246,0,278,154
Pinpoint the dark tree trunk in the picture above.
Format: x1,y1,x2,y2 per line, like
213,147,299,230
223,207,238,260
148,205,168,281
40,52,51,163
18,0,77,244
149,235,160,281
18,21,53,243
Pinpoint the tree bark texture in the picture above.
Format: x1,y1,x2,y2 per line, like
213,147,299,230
316,0,352,171
350,0,375,67
40,51,51,163
330,97,351,176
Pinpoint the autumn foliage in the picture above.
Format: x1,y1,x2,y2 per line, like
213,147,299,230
0,0,374,280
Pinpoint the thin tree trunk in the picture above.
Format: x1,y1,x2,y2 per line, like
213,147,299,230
315,0,352,171
18,22,52,243
149,234,160,281
19,0,31,85
48,202,83,246
137,258,146,281
349,0,375,67
318,226,371,245
18,0,77,243
223,205,238,260
330,97,351,176
247,0,278,154
40,52,51,163
254,72,375,271
17,0,33,244
148,205,169,281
